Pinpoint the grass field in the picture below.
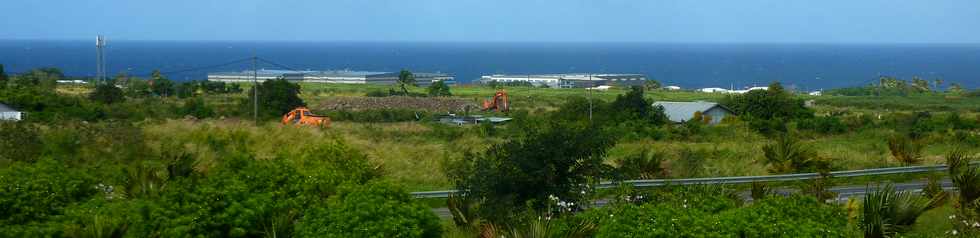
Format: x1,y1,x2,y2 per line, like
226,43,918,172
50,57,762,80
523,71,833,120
172,83,979,191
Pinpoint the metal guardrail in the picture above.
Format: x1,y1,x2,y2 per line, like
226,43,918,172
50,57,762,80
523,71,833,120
410,162,979,198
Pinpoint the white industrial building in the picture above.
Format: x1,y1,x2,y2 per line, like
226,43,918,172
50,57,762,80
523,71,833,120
208,70,454,86
479,73,647,88
0,103,23,121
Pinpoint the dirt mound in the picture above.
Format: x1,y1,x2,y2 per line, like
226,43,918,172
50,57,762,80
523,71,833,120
313,96,479,112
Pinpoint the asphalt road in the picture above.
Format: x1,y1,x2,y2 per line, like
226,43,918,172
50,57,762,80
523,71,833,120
429,180,953,219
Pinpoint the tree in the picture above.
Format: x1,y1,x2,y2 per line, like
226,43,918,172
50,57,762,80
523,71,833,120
243,78,305,119
722,81,812,121
608,86,669,125
426,80,452,97
149,70,174,97
447,122,615,221
397,69,416,95
643,79,662,90
0,64,7,89
88,83,126,104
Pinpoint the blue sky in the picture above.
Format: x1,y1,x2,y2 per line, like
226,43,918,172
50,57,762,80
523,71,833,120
2,0,980,43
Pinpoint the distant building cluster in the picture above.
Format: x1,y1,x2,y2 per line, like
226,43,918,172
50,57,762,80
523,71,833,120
697,86,769,94
479,73,648,88
207,69,454,86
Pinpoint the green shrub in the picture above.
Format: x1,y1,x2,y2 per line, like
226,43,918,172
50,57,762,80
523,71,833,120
88,83,125,104
0,122,43,162
447,122,615,221
716,196,847,237
241,78,305,119
0,159,97,225
295,182,442,238
860,184,942,238
614,148,665,180
887,134,924,165
762,133,825,173
797,116,847,134
179,97,215,119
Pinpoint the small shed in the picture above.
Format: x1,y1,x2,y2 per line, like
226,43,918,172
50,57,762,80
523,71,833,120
0,103,23,121
653,101,734,125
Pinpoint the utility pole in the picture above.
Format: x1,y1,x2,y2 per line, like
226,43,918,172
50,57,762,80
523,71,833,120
252,53,258,126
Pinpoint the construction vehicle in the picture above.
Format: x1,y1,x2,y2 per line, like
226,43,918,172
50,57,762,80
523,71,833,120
482,90,510,112
282,107,331,127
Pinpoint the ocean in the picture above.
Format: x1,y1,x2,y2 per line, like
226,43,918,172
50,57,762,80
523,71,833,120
1,40,979,90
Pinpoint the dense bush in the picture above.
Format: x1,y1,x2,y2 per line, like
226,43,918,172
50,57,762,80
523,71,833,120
241,78,306,119
179,97,215,119
447,122,615,222
721,82,812,121
0,159,98,227
797,116,847,134
296,182,441,237
0,122,43,162
427,80,452,97
586,187,847,237
0,121,445,237
88,83,125,104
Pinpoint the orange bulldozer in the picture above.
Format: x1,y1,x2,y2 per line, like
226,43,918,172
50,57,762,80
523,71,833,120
281,107,331,127
482,90,510,112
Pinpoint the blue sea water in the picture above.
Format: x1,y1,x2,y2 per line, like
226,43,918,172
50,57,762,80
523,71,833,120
1,40,979,90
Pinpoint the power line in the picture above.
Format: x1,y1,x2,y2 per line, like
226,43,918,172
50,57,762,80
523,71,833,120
256,57,300,71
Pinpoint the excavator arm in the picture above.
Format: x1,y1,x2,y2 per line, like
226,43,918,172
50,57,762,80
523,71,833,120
482,90,510,112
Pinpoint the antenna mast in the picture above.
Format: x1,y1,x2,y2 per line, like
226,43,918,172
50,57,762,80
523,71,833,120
96,35,106,83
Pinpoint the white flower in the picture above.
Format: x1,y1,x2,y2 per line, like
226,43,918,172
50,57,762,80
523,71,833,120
950,215,957,219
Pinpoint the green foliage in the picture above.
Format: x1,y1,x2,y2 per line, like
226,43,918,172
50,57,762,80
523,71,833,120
762,133,825,173
88,83,125,104
295,182,441,238
149,70,175,97
179,97,215,119
887,134,924,165
608,86,669,126
0,64,7,89
722,81,812,123
427,80,452,97
0,122,43,162
946,148,980,234
797,115,847,134
0,85,105,122
0,159,97,226
714,195,847,237
11,67,62,89
860,183,942,238
398,69,417,95
613,148,665,180
176,80,243,98
643,79,662,90
587,188,846,237
242,78,306,119
673,147,709,178
447,122,615,221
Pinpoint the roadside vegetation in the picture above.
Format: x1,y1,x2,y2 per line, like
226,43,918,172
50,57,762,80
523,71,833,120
2,66,980,236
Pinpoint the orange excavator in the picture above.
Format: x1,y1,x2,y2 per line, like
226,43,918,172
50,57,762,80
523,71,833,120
482,90,510,112
282,107,331,127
